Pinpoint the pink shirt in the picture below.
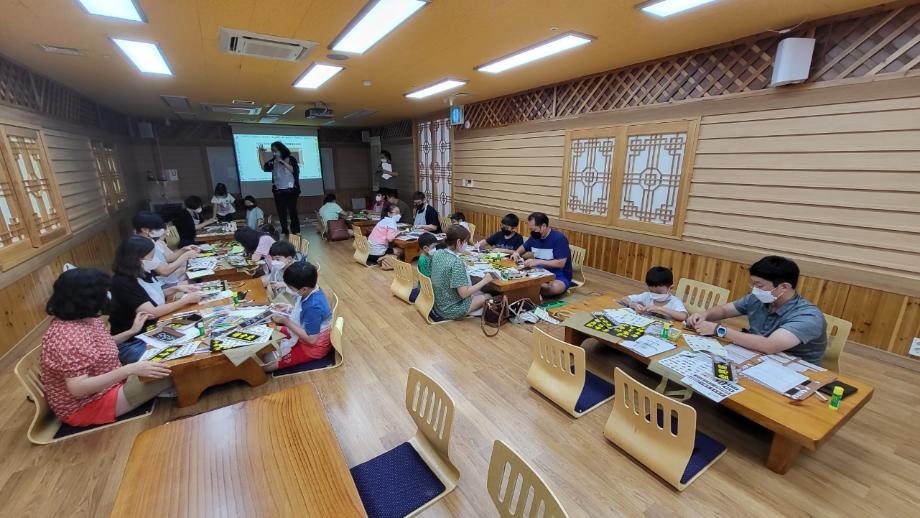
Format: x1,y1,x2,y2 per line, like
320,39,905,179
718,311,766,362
254,235,275,258
40,318,123,419
368,219,399,255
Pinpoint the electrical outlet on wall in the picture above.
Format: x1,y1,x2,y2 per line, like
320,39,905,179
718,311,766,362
462,178,474,187
910,337,920,358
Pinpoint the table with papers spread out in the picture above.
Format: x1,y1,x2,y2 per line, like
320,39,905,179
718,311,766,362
560,294,875,475
139,278,279,407
463,253,555,304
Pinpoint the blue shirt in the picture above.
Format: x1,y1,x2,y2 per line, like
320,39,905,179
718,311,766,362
523,229,572,280
298,287,332,335
485,231,524,251
733,293,827,364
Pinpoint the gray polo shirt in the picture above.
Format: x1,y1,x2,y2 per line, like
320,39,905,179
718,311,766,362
733,293,828,364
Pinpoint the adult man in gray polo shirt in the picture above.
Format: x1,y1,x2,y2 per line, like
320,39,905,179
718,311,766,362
686,256,828,365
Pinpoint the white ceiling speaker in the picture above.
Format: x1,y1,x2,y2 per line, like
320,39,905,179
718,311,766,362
771,37,816,87
218,28,317,61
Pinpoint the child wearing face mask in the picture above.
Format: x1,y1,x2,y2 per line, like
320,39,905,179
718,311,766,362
366,205,403,266
476,213,524,251
627,266,688,321
371,189,389,214
262,241,302,300
173,195,214,247
408,232,439,303
211,183,236,222
262,261,333,372
132,211,198,288
243,195,264,229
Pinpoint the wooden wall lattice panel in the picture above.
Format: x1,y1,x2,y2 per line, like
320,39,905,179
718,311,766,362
465,4,920,129
462,207,920,358
0,54,131,134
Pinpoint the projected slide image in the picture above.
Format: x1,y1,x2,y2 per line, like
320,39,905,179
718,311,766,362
232,133,322,183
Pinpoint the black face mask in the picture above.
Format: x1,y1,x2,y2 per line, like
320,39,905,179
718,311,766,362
503,229,515,237
530,230,543,240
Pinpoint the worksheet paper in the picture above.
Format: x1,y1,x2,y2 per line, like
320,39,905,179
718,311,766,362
186,269,216,280
680,373,745,402
683,335,728,356
742,360,808,393
620,335,676,358
657,351,712,378
603,308,654,328
723,344,759,365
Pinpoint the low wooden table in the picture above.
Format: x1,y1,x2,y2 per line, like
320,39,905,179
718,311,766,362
111,383,366,518
472,258,555,304
350,218,378,237
393,236,422,263
154,278,273,407
560,295,874,474
197,231,235,243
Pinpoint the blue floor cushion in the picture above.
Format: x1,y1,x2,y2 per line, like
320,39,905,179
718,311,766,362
54,399,156,439
574,370,615,413
429,310,445,322
350,442,446,518
272,349,336,378
652,409,726,484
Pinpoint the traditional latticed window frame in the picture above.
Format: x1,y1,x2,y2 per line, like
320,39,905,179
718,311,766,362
92,140,127,210
0,124,70,266
560,118,699,237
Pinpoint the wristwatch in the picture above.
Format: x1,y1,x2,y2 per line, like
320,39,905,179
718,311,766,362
716,325,727,338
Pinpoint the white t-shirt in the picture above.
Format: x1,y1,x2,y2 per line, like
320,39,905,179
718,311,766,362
211,194,236,216
154,240,182,286
627,292,688,313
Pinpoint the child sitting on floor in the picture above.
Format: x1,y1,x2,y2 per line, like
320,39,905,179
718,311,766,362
262,240,302,300
262,261,332,372
409,232,439,303
627,266,689,321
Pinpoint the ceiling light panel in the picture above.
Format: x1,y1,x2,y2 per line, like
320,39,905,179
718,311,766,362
476,32,594,74
267,103,296,115
405,79,467,99
638,0,718,17
293,63,344,89
111,38,172,75
331,0,429,54
76,0,145,22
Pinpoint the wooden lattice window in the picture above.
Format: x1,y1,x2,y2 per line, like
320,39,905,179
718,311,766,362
0,125,69,261
560,119,699,236
560,128,617,226
92,141,127,210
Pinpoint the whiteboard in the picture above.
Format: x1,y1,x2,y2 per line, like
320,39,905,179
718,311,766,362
206,146,241,194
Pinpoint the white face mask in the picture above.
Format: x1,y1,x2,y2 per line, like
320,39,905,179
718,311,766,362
648,291,670,302
271,260,286,270
272,151,280,158
375,195,383,202
286,287,301,298
194,208,203,214
142,259,159,272
149,229,166,239
751,286,778,304
380,158,387,163
389,213,400,221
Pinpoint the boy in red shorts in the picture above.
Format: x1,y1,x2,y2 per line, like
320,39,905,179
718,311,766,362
262,261,333,370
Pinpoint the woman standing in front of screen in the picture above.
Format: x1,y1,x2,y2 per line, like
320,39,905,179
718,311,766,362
261,141,300,238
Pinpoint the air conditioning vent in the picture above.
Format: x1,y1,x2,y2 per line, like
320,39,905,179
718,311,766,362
200,103,263,116
161,95,191,109
343,109,377,120
267,103,295,116
219,28,317,62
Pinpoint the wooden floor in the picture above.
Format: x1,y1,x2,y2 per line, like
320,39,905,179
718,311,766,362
1,228,919,517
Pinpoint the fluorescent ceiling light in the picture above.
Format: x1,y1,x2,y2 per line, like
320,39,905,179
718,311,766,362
331,0,428,54
76,0,145,22
477,32,594,74
111,38,172,75
638,0,718,17
267,103,296,115
405,79,466,99
293,63,344,89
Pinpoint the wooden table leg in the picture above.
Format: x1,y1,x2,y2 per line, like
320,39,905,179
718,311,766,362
766,433,803,474
172,358,270,408
403,247,419,263
505,284,542,304
564,327,590,347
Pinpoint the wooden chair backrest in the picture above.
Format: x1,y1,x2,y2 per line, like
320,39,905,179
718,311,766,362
330,291,340,327
14,344,56,444
526,327,586,415
353,233,370,265
604,367,697,489
569,245,586,286
674,278,730,314
330,316,345,366
415,267,437,323
390,259,415,302
466,222,477,243
822,314,852,372
405,367,455,466
290,234,309,256
165,223,180,249
439,216,452,234
487,440,569,518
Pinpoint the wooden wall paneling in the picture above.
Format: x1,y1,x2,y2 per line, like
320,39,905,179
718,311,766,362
889,297,920,356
